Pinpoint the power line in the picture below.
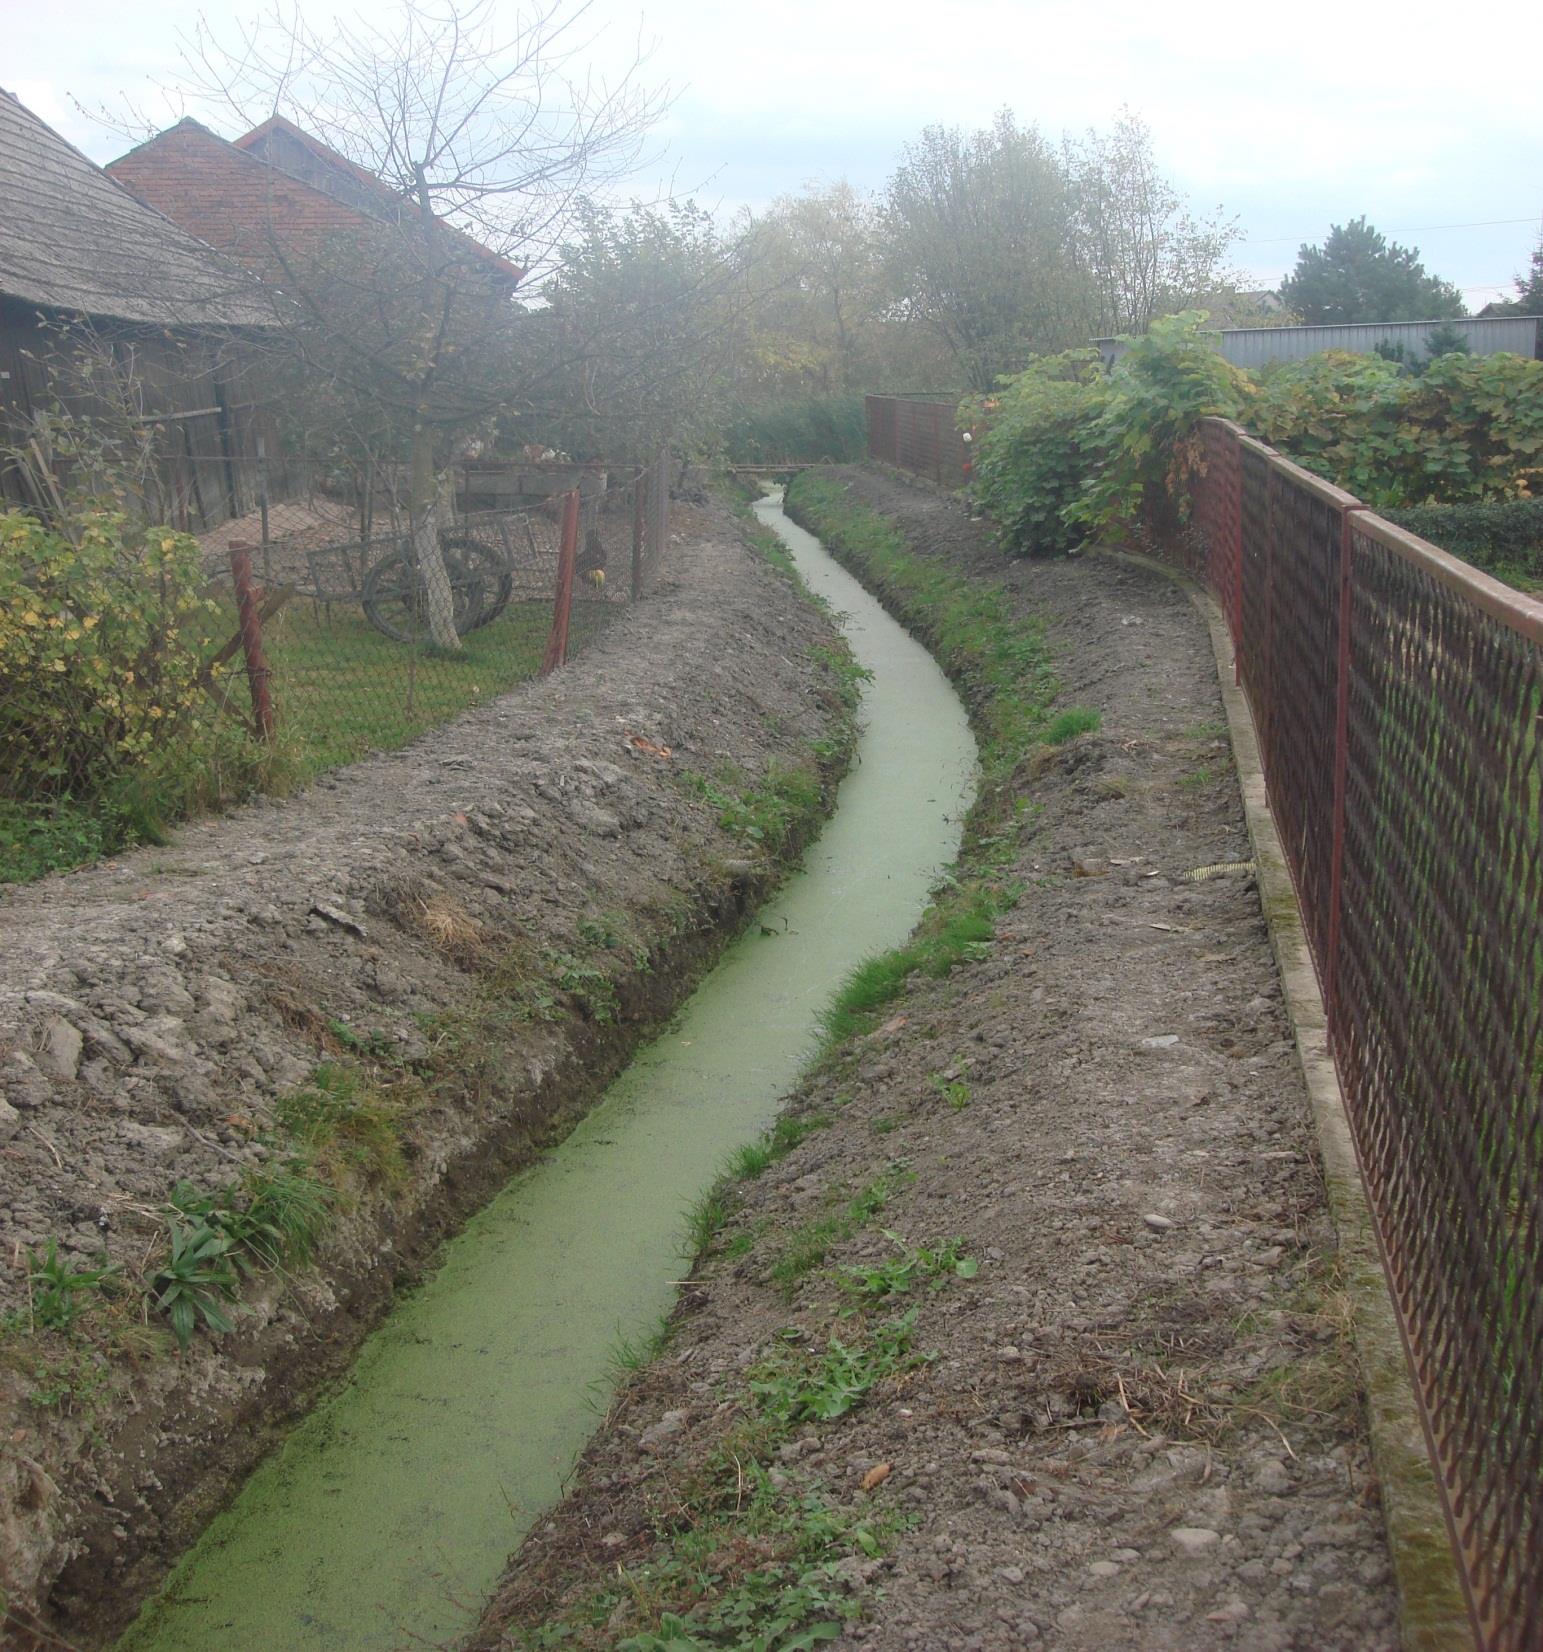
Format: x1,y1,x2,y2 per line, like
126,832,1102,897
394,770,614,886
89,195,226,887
1241,216,1539,246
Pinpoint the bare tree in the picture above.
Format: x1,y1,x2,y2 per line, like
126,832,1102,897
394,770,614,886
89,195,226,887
161,0,671,647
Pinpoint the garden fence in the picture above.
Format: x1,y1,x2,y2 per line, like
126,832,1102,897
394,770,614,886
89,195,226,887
1170,416,1543,1651
864,394,971,487
205,450,670,784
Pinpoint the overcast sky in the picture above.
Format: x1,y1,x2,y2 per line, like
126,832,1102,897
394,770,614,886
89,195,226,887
7,0,1540,309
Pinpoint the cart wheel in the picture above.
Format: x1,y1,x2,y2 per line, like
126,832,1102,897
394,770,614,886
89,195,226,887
442,534,514,630
362,546,485,643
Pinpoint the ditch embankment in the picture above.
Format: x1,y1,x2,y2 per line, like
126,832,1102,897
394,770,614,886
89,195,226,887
0,494,861,1649
468,469,1402,1652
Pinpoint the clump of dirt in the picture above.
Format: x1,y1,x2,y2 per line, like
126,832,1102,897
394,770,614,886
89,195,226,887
468,468,1399,1651
0,495,855,1647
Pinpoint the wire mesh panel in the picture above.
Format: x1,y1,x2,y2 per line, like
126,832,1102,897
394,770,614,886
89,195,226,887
1334,518,1543,1649
187,457,669,783
1175,416,1543,1649
1257,457,1353,965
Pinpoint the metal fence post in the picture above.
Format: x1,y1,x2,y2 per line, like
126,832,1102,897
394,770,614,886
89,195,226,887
256,435,271,585
631,466,646,601
540,489,580,675
227,540,274,740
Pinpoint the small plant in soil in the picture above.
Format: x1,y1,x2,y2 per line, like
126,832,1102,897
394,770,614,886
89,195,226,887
149,1220,242,1350
928,1073,971,1109
17,1239,121,1333
168,1170,332,1273
276,1064,408,1189
770,1167,913,1294
837,1232,977,1305
749,1308,929,1425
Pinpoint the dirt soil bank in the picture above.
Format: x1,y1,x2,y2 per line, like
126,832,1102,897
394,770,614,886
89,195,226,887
0,496,855,1648
469,468,1400,1651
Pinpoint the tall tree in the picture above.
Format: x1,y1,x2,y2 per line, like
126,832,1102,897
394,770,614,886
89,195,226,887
1061,112,1236,338
160,0,669,647
1280,217,1466,325
884,111,1077,392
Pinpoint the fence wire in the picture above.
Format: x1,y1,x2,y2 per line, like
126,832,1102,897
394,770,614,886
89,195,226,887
1173,416,1543,1650
197,451,669,784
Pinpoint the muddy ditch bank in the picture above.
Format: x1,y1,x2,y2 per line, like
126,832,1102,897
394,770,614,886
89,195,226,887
467,469,1400,1652
0,496,856,1649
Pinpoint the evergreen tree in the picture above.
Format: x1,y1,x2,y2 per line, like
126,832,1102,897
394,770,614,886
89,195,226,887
1281,217,1466,324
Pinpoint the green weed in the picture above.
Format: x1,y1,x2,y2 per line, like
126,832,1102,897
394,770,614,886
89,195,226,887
837,1232,977,1304
19,1240,120,1333
748,1308,929,1425
149,1220,241,1350
928,1074,972,1110
770,1169,913,1295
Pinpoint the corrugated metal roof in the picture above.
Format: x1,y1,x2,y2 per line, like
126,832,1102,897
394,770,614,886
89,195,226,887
0,89,270,328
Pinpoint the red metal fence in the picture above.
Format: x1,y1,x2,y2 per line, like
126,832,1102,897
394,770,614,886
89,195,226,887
865,394,971,487
1173,416,1543,1650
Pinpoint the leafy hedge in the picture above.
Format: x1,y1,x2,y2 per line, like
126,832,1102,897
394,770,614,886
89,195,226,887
963,312,1543,560
724,393,867,464
1380,498,1543,585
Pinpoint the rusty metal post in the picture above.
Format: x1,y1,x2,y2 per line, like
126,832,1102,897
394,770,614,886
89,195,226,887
227,539,274,740
631,466,646,601
540,489,580,675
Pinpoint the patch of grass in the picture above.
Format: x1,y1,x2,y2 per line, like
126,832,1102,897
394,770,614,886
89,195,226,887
543,948,619,1023
681,1189,732,1259
1044,705,1102,745
262,598,613,783
1179,766,1217,791
770,1168,913,1295
275,1063,409,1190
682,760,825,855
727,1110,833,1183
820,883,1011,1045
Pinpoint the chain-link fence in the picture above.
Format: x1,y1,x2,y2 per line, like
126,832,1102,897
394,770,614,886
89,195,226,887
1170,416,1543,1651
201,450,670,785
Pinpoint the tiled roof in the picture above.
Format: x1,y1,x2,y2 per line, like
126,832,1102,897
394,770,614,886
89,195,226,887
0,90,270,327
109,115,522,289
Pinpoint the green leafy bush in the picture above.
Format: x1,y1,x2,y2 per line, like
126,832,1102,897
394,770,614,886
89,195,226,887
0,506,268,880
965,350,1109,556
723,393,868,464
1071,311,1250,537
1380,497,1543,587
0,508,229,798
1250,349,1543,506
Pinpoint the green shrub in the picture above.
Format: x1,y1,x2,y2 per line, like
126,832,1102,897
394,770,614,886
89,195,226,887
723,393,867,464
0,508,230,799
1251,349,1543,506
965,350,1109,556
1380,497,1543,586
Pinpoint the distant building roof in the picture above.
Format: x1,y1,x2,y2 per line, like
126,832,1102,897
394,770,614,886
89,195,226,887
0,89,269,328
1094,313,1542,369
109,113,522,290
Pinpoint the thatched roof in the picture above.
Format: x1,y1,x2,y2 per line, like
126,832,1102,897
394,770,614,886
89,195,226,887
0,89,269,328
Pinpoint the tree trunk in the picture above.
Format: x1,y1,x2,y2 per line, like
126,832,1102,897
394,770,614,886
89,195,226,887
410,423,459,651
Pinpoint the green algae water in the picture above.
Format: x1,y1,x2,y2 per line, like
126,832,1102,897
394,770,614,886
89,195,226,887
117,492,976,1652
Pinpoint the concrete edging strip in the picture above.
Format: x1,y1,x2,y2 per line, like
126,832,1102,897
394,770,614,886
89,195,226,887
1094,546,1473,1652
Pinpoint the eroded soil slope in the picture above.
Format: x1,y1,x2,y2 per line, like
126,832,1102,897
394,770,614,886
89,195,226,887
0,497,853,1646
470,470,1399,1651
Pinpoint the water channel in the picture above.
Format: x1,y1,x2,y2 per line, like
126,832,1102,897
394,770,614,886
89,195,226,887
118,491,977,1652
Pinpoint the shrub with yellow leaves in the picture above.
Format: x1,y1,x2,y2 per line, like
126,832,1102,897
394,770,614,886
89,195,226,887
0,508,229,801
